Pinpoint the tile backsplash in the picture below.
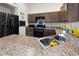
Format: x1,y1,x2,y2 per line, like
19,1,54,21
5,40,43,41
29,22,79,30
45,22,79,29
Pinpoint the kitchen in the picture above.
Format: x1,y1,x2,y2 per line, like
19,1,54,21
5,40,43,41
0,3,79,56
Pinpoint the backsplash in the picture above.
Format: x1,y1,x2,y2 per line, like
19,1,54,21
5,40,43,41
46,22,79,29
29,22,79,30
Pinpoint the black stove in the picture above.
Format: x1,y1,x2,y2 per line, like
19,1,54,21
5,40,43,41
33,16,45,37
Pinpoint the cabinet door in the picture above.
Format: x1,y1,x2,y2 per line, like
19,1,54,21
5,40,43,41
28,14,35,23
28,14,32,23
60,11,68,22
28,12,60,23
44,29,56,36
26,27,34,36
68,3,78,22
60,4,68,22
28,14,41,23
45,13,50,23
45,12,59,23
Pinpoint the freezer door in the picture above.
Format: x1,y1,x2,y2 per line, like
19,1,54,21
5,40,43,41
6,14,19,35
13,15,19,34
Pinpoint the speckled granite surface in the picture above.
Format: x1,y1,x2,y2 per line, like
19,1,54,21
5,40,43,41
0,34,79,56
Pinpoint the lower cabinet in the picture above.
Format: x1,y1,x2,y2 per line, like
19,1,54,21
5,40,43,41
26,27,56,37
44,29,56,36
26,27,34,36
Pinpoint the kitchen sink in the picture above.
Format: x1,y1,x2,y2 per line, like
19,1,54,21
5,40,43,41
39,33,73,48
39,36,56,48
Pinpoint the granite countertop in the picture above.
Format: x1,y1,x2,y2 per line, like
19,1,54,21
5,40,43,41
0,34,79,56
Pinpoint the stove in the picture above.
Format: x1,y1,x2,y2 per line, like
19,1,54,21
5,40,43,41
33,16,45,37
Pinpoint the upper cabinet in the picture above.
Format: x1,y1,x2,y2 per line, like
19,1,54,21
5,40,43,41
45,12,59,23
67,3,79,22
59,4,68,22
28,13,41,23
28,12,60,23
60,3,79,22
28,3,79,23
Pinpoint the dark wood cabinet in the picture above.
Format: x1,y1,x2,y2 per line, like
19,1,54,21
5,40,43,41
60,3,79,22
67,3,79,22
28,3,79,23
44,29,56,36
59,4,68,22
28,14,35,23
28,12,60,23
26,27,56,37
28,14,41,23
45,12,59,23
26,27,34,36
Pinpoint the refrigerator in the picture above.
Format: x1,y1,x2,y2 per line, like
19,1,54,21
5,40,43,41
6,13,19,35
0,12,19,38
